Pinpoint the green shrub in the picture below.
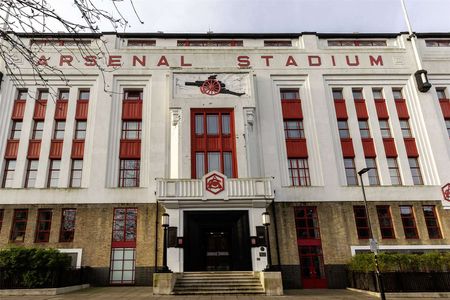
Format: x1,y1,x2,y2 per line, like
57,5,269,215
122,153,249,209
348,252,450,273
0,246,71,288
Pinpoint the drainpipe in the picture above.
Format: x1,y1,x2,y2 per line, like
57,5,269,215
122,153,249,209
270,199,282,270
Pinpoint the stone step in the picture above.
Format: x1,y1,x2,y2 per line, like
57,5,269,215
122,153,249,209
177,279,260,284
181,272,255,276
176,282,262,287
173,290,265,295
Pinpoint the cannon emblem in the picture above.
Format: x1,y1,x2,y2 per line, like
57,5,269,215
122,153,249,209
185,75,245,96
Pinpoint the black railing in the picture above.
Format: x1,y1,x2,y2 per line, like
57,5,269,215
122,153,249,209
348,270,450,292
0,267,89,289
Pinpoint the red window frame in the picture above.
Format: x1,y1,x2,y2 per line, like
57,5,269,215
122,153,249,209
294,206,321,241
10,121,22,140
59,208,76,242
0,209,4,233
109,248,136,285
376,205,395,239
399,205,419,239
387,158,402,185
344,158,358,186
408,158,423,185
284,120,305,139
191,109,237,179
25,159,39,188
10,209,28,242
35,209,52,243
288,158,310,186
74,120,87,139
423,206,442,239
70,160,83,188
119,159,140,187
353,206,370,239
111,208,138,248
121,121,142,140
2,159,16,188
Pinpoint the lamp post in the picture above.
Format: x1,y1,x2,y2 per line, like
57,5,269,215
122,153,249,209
262,212,273,271
358,168,386,300
161,213,170,273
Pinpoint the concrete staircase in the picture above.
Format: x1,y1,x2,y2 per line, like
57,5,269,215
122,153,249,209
172,271,265,295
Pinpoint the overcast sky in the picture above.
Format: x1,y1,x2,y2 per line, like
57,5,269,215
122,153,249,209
43,0,450,33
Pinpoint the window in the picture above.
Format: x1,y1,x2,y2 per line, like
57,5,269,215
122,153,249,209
399,119,412,138
79,90,90,101
264,40,292,47
376,206,395,239
352,88,364,100
408,158,423,185
372,88,384,99
378,119,392,138
31,39,91,46
112,208,137,244
328,40,387,47
17,90,28,100
422,206,442,239
110,248,136,284
436,88,447,100
288,158,310,186
25,160,39,188
399,206,418,239
38,90,49,101
332,88,344,100
358,120,371,138
446,119,450,138
32,121,44,139
10,121,22,139
294,207,320,239
60,209,76,242
58,89,69,100
392,88,403,100
119,159,140,187
70,160,83,188
387,158,402,185
53,121,66,139
338,120,350,138
365,158,380,185
10,209,28,242
2,160,16,188
74,121,87,139
47,160,61,188
121,121,142,139
206,115,219,135
124,90,142,100
0,209,4,233
177,40,243,47
353,206,370,239
426,40,450,47
127,40,155,47
35,209,52,243
280,89,300,100
344,158,358,186
284,120,305,139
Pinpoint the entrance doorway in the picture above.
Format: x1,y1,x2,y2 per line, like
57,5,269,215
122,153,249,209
184,211,252,271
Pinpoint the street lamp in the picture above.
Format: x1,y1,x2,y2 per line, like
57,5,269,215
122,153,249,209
358,168,386,300
262,212,273,271
161,213,171,273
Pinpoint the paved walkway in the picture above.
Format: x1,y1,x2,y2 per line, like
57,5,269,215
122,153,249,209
0,287,435,300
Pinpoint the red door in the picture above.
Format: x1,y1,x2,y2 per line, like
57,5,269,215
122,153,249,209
191,109,237,179
294,207,327,288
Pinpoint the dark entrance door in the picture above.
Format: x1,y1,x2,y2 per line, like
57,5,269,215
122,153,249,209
184,211,252,271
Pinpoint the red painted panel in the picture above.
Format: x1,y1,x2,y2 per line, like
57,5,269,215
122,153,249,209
297,239,321,246
395,99,409,119
194,138,206,152
354,100,368,119
71,140,85,158
33,100,47,120
222,137,233,151
27,140,41,158
383,138,398,157
54,100,68,120
11,100,26,120
375,99,389,119
334,100,348,119
49,140,63,159
340,139,355,157
122,100,143,120
5,140,19,159
361,138,376,157
119,140,141,158
206,136,221,151
439,99,450,118
404,138,419,157
282,100,303,119
75,100,89,120
286,139,308,158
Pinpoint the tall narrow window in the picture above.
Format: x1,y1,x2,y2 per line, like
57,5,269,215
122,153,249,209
47,159,61,188
74,121,87,139
32,121,44,139
60,208,76,242
53,121,66,139
79,90,90,100
284,120,305,139
25,160,39,188
423,206,442,239
332,88,344,100
344,158,358,186
58,89,69,100
121,121,142,139
10,209,28,242
35,209,52,243
288,158,310,186
358,120,371,138
379,119,392,138
70,160,83,188
436,88,447,100
399,119,412,138
372,88,383,99
376,206,395,239
353,206,370,239
392,88,403,100
119,159,140,187
338,120,350,138
281,89,300,100
352,88,364,100
408,158,423,185
17,90,28,100
2,160,16,188
365,158,380,185
446,119,450,138
10,121,22,139
387,158,402,185
38,90,49,102
399,206,418,239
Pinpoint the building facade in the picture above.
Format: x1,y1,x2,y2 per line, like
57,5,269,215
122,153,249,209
0,32,449,288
